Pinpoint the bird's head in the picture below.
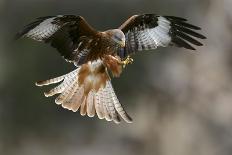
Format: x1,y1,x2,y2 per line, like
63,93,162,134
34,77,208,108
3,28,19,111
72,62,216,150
106,29,125,48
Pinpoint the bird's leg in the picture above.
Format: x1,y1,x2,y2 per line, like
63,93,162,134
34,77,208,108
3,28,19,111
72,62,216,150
103,55,123,77
102,55,133,77
121,56,133,68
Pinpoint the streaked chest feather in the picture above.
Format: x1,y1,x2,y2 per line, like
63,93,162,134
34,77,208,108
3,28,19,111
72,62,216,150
75,34,118,61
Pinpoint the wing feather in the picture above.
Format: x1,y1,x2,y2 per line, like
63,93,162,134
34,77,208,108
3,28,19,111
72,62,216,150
174,31,203,46
172,37,196,50
16,15,97,65
118,14,206,58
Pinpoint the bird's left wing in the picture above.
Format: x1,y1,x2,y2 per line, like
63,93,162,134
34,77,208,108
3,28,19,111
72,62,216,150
16,15,97,65
118,14,206,58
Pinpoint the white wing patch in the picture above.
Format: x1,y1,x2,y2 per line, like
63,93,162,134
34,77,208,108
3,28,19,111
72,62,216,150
126,16,172,51
136,29,158,50
149,16,172,47
119,14,206,59
26,17,61,41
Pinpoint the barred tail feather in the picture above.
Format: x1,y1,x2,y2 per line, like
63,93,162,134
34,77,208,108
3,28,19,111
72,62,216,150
44,71,77,97
35,75,64,86
80,97,87,116
36,69,78,86
107,81,133,123
86,91,95,117
55,76,77,105
94,93,105,119
65,86,84,112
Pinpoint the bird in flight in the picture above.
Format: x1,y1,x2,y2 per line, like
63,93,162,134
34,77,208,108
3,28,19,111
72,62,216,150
16,14,206,124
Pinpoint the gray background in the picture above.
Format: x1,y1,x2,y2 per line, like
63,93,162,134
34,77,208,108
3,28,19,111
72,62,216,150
1,0,232,155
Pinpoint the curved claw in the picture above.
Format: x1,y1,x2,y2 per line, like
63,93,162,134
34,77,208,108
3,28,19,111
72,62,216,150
122,56,133,68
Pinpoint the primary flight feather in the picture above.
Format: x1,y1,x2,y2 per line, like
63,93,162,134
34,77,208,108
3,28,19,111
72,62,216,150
16,14,206,124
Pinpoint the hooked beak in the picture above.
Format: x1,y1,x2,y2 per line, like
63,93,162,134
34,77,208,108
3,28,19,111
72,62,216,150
119,40,125,47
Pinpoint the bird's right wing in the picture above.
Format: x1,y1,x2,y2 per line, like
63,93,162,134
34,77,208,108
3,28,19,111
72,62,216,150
16,15,98,65
118,14,206,58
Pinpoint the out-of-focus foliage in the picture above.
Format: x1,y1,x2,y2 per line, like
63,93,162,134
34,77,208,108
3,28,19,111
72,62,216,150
0,0,232,155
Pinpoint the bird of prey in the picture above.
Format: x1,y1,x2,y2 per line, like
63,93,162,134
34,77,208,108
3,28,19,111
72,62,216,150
16,14,206,124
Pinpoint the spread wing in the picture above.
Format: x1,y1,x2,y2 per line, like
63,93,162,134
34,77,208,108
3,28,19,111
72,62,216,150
117,14,206,58
16,15,98,65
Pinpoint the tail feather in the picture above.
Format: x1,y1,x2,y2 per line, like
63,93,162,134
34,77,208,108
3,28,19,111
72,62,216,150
104,87,121,124
86,91,95,117
80,97,87,116
102,98,112,121
55,75,77,105
68,87,84,112
44,75,74,97
94,93,105,119
36,65,132,123
61,80,79,105
35,75,65,86
108,81,133,123
99,89,111,121
36,69,78,87
61,83,80,110
103,87,117,122
44,84,65,97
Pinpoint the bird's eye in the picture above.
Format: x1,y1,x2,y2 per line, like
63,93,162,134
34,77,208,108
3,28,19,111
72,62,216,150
114,35,122,41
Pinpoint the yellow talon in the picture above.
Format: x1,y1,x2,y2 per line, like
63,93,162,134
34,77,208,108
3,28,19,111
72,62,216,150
122,56,133,68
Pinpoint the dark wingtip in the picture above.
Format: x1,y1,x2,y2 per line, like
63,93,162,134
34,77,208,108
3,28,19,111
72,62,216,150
201,35,207,39
165,16,188,21
189,47,196,50
14,16,52,41
125,113,133,123
14,31,24,40
196,33,207,39
35,81,45,86
113,115,121,124
187,46,196,50
183,22,202,30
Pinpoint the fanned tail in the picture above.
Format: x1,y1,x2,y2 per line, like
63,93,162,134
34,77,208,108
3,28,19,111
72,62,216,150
35,69,78,87
36,61,132,124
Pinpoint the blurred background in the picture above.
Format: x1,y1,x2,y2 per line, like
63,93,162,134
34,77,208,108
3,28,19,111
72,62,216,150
1,0,232,155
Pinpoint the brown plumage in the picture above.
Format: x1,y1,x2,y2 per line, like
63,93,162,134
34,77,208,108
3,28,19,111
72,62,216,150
16,14,206,124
